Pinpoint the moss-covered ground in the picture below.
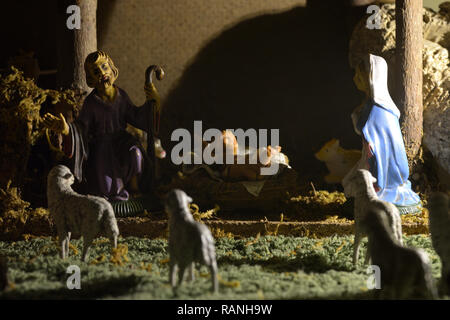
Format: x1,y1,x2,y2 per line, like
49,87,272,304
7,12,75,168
0,234,447,300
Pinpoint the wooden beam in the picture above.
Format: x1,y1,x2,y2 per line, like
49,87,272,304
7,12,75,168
395,0,423,166
56,0,97,96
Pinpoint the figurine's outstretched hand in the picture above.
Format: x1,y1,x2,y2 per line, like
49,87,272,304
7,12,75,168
144,83,161,112
42,113,69,135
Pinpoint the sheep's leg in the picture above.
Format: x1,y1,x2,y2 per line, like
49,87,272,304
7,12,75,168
428,279,439,300
63,237,67,259
110,234,117,249
58,231,67,259
169,261,177,288
178,265,186,287
66,232,71,259
188,262,195,282
397,233,404,246
353,232,362,265
392,272,409,299
421,273,437,300
396,223,403,246
364,246,371,265
419,263,438,300
209,261,219,293
81,236,94,262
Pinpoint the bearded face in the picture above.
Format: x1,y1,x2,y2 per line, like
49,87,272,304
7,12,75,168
87,56,117,91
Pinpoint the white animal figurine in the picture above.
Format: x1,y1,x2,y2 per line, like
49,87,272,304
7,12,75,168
47,165,119,262
428,192,450,296
165,189,218,293
314,138,361,184
342,169,403,265
365,208,437,299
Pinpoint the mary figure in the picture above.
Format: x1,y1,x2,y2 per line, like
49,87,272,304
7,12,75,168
348,54,421,214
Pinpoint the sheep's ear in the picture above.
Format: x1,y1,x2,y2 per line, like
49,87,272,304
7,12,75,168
186,196,193,204
342,175,355,197
371,176,377,184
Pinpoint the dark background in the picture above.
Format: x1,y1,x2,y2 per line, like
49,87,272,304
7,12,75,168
0,0,382,184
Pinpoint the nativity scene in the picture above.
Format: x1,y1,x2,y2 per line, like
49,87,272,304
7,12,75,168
0,0,448,303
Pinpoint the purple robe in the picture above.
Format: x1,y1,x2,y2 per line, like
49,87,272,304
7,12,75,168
64,86,154,201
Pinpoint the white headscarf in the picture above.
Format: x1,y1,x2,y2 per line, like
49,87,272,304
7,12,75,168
369,54,401,118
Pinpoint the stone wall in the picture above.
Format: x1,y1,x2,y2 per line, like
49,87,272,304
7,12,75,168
98,0,307,105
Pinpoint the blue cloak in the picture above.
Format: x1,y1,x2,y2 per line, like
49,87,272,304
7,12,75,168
357,101,421,207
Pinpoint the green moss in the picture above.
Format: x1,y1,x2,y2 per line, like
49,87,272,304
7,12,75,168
0,235,447,300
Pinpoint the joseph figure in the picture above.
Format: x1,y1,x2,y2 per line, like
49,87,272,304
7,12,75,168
43,50,159,202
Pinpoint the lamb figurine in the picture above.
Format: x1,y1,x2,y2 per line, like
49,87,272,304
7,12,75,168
428,192,450,295
47,165,119,262
314,138,361,184
165,189,218,293
365,208,437,299
342,169,403,265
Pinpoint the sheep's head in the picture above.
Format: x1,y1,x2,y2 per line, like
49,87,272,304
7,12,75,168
342,169,376,198
48,165,75,187
315,138,339,161
165,189,193,219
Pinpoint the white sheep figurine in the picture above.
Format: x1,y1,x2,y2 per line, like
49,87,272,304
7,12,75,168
428,192,450,296
365,208,437,299
342,169,403,265
47,165,119,262
165,189,218,293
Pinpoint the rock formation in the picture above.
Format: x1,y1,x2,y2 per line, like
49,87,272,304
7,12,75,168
349,3,450,186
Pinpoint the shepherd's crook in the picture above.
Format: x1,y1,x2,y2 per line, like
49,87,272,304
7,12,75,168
145,65,165,187
145,65,165,136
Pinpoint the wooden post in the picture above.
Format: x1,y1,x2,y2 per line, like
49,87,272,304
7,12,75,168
395,0,423,166
56,0,97,96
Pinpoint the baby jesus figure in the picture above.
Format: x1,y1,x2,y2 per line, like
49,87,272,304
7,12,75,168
203,130,288,182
